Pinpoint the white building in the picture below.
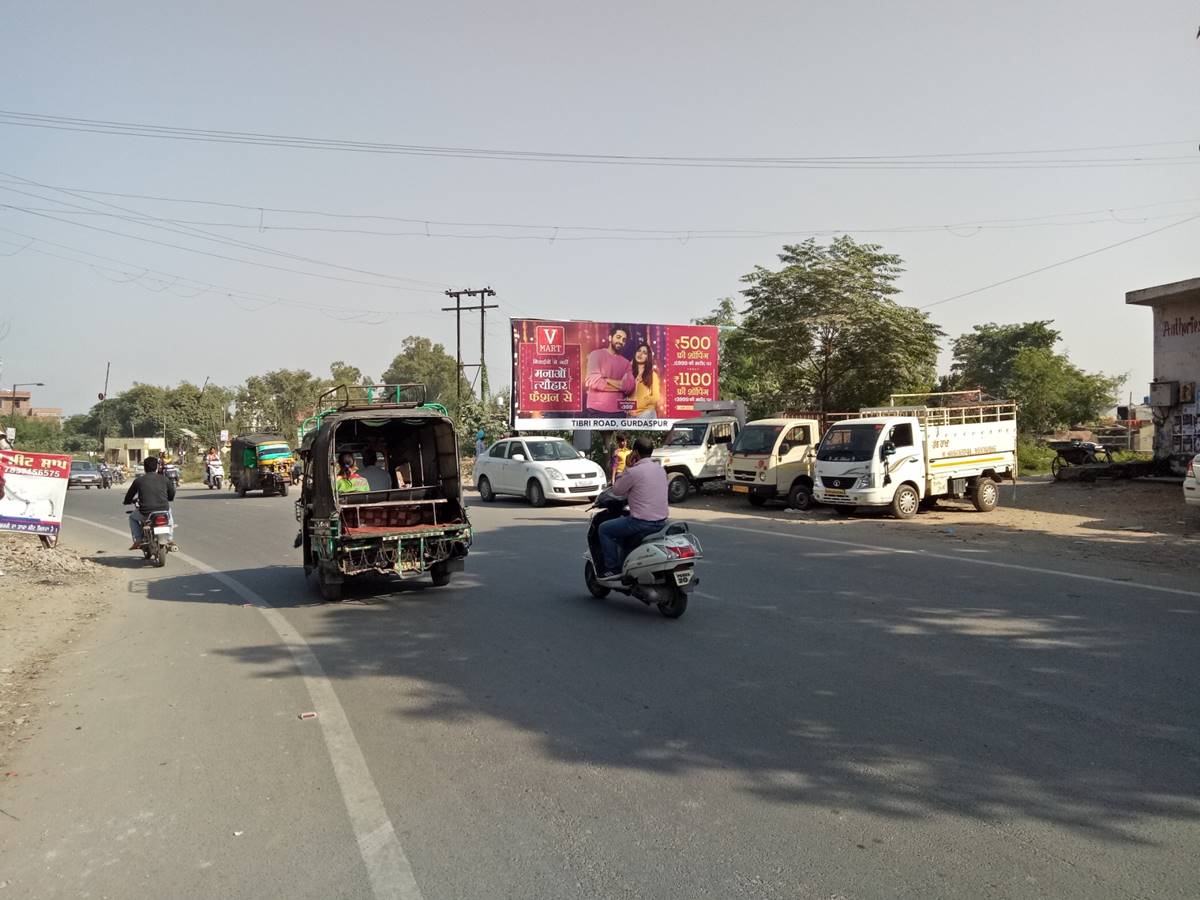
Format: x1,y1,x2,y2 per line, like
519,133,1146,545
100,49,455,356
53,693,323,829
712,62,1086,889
1125,276,1200,470
104,437,166,467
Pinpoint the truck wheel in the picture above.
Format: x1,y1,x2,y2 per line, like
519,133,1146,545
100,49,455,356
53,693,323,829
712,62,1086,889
787,482,813,511
477,476,495,502
891,484,919,519
972,477,998,512
666,472,690,504
527,479,546,508
747,494,767,508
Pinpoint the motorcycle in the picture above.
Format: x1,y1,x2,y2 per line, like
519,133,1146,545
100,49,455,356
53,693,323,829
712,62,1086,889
128,506,175,568
205,460,224,490
163,464,181,489
110,467,127,485
583,488,702,618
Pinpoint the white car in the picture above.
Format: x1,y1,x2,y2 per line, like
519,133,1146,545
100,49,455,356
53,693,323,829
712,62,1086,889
1185,453,1200,509
474,437,606,506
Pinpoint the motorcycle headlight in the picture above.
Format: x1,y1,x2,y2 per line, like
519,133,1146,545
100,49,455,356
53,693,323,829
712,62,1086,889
545,467,564,481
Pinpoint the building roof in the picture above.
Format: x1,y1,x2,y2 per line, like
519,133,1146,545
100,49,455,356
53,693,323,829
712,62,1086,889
1125,276,1200,307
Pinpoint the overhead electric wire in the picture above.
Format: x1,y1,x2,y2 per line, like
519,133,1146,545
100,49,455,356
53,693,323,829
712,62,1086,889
0,110,1195,170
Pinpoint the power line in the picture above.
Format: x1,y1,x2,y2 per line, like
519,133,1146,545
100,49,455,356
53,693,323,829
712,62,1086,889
920,213,1200,310
0,110,1195,170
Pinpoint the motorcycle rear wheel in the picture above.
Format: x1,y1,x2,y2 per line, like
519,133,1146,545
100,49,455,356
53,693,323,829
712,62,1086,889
155,546,168,568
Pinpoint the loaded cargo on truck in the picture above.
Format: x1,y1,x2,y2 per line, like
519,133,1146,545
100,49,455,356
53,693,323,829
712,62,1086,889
812,392,1017,519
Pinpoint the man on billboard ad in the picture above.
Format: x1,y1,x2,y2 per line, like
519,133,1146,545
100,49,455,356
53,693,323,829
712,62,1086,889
511,318,719,431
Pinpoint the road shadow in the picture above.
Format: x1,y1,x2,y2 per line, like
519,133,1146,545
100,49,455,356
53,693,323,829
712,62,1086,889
194,507,1200,848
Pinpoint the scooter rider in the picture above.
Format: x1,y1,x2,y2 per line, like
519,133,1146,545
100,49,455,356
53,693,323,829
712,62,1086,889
597,435,668,581
123,457,176,550
204,446,220,485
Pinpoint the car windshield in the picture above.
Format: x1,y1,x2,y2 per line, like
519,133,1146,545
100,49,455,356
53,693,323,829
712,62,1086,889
733,425,783,454
664,424,708,446
816,423,885,462
524,440,579,461
71,461,95,471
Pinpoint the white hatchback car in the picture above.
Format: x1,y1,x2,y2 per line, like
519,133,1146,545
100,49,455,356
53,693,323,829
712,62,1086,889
1184,453,1200,509
474,437,606,507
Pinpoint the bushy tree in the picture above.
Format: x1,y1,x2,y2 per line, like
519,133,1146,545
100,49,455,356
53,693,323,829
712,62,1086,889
381,336,471,415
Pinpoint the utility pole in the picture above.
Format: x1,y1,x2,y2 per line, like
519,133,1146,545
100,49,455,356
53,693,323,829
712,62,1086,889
442,288,498,408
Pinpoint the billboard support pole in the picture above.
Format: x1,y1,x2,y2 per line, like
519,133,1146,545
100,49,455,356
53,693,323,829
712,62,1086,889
443,288,498,411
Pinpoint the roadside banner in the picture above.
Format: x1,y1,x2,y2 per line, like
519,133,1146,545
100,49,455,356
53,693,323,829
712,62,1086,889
219,429,229,444
0,449,71,537
511,318,719,430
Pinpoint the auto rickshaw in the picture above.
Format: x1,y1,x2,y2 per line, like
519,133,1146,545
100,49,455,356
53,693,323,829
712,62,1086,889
296,383,471,601
230,433,294,497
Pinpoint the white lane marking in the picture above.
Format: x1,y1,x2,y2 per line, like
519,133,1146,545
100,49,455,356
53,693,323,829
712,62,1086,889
698,520,1200,600
66,514,423,900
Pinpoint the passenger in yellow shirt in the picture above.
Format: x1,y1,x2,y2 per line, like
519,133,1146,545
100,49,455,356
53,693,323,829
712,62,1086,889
631,342,663,418
610,436,632,481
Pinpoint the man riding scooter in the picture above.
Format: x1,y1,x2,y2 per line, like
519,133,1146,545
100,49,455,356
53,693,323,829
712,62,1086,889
596,436,669,584
123,457,176,551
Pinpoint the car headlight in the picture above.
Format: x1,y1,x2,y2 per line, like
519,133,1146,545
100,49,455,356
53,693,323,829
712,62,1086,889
545,467,564,481
856,475,872,489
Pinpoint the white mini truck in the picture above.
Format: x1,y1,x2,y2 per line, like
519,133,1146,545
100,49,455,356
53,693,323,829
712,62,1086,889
813,393,1017,519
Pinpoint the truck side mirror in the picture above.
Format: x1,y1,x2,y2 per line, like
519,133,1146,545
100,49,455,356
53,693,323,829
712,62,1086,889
880,441,896,460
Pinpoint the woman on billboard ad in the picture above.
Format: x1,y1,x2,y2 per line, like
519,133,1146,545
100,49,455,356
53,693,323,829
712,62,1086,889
631,341,663,418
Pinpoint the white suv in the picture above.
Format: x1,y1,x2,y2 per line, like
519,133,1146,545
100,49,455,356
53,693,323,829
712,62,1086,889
474,437,606,507
1185,453,1200,509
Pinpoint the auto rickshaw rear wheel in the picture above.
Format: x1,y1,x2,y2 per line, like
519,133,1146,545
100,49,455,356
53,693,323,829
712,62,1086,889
430,563,452,587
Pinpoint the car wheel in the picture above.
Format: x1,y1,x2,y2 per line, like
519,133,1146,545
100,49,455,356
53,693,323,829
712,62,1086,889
666,472,689,504
527,479,546,508
891,484,919,519
478,476,495,502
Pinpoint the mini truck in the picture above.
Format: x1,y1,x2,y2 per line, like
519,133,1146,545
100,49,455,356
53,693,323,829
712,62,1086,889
813,392,1017,519
726,417,822,509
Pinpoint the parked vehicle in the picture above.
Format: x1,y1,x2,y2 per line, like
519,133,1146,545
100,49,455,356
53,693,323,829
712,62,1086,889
68,460,104,489
652,415,742,503
296,383,471,601
204,459,224,490
474,436,605,507
231,434,293,497
1185,452,1200,509
128,507,173,567
583,487,701,618
813,392,1017,519
726,417,821,509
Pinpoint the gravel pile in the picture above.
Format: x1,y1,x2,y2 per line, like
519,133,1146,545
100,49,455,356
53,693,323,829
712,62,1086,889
0,535,96,580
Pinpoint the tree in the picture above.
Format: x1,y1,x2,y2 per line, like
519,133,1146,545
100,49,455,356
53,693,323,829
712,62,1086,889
234,369,326,444
949,321,1061,396
9,416,64,453
329,360,373,387
692,298,775,417
456,388,511,454
380,337,471,413
738,238,942,415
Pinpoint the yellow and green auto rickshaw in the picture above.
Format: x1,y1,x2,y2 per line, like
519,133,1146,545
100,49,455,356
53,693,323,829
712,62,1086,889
230,433,294,497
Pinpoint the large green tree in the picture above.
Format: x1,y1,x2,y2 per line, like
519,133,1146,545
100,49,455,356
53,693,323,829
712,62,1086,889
380,336,471,412
737,238,942,415
948,321,1061,397
234,370,326,444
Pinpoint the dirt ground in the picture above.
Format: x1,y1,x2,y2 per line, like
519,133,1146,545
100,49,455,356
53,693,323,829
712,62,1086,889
0,535,119,770
686,475,1199,575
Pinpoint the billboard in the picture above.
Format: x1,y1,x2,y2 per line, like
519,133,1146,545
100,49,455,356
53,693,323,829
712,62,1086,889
0,449,72,537
511,318,719,430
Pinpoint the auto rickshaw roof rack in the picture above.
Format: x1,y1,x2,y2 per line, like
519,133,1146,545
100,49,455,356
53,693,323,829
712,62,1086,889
300,384,435,442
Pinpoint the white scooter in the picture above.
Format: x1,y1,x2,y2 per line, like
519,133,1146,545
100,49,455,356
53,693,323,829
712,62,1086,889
583,488,702,618
205,460,224,490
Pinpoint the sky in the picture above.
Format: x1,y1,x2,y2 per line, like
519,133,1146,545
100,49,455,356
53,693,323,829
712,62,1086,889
1,1,1197,415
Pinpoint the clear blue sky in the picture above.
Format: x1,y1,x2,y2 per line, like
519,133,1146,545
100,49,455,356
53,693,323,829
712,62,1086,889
2,1,1197,414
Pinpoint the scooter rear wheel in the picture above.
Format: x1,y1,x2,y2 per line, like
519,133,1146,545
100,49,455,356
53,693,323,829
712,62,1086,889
657,586,688,619
584,561,610,599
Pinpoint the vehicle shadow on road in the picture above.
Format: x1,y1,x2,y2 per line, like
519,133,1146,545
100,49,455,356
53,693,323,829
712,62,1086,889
196,511,1198,847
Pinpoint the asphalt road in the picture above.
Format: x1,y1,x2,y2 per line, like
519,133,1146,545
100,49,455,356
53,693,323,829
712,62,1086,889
3,483,1198,899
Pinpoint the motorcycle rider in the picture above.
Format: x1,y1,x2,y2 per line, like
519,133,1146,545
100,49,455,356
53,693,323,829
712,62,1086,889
597,435,668,581
204,446,220,486
123,457,176,550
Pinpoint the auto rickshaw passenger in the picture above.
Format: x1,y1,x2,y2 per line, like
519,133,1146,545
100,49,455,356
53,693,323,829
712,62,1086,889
336,452,369,493
360,449,392,491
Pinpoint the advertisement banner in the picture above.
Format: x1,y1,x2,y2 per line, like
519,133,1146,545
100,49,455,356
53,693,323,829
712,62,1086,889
511,319,719,430
0,449,72,537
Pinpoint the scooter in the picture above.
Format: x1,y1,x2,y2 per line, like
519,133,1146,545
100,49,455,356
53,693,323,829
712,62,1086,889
583,488,702,618
127,506,175,568
205,460,224,490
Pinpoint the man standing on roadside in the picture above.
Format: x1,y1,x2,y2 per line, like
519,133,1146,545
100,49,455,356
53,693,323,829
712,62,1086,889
584,325,636,419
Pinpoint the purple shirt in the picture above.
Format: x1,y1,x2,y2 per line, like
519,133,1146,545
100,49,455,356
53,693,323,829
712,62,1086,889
585,348,636,414
612,457,669,522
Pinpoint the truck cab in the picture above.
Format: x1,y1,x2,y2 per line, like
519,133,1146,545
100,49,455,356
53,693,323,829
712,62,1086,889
726,418,821,509
652,415,741,503
813,396,1017,519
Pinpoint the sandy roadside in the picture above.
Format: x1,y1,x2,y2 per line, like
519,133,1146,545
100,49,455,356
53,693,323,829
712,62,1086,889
0,536,125,771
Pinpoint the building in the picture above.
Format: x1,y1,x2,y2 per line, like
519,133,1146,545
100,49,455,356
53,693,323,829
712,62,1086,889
1125,276,1200,469
104,437,166,467
0,389,61,420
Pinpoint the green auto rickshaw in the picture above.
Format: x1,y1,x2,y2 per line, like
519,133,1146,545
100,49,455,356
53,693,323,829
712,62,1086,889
230,433,294,497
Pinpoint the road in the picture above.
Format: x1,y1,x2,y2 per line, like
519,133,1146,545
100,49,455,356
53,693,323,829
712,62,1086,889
3,484,1198,899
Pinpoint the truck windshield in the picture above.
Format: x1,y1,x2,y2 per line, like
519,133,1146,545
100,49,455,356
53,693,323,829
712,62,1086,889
524,440,579,461
732,425,783,454
664,424,707,447
816,423,884,462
